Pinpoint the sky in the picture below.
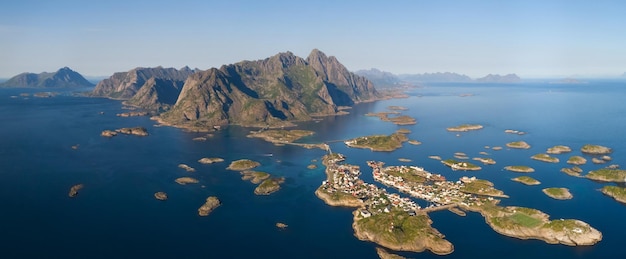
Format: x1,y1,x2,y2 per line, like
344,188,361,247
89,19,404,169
1,0,625,78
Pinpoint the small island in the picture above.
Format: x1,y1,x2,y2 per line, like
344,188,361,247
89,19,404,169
276,222,288,230
585,168,626,183
546,145,572,154
600,186,626,204
247,129,314,144
512,176,541,185
472,157,496,165
154,192,168,201
504,165,535,173
198,196,221,216
398,158,412,162
561,166,583,177
175,177,199,185
198,157,224,164
388,105,408,111
344,132,408,152
492,146,503,151
241,171,271,184
504,129,526,135
506,141,531,149
365,112,417,125
307,164,317,169
428,155,442,160
567,156,587,165
178,163,196,172
442,159,482,171
446,124,483,132
408,140,422,145
226,159,261,171
101,127,149,137
592,158,606,164
459,178,508,198
254,177,285,195
542,188,573,200
116,111,148,117
68,184,84,198
531,153,559,163
581,144,612,155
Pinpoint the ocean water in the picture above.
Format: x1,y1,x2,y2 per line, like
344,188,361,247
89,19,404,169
1,81,625,258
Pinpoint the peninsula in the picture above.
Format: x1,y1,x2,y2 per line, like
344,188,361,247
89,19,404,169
512,176,541,185
531,154,560,163
600,186,626,204
344,132,408,152
504,166,535,173
506,141,531,149
542,188,573,200
446,124,483,132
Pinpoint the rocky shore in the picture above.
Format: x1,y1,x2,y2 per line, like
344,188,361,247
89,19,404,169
581,144,612,155
531,153,560,163
198,157,224,164
547,145,572,154
198,196,221,216
446,124,483,132
68,184,84,198
512,176,541,185
175,177,199,185
506,141,531,149
101,127,149,137
178,164,196,172
542,188,573,200
504,166,535,173
226,159,261,171
254,177,285,195
567,156,587,165
154,192,168,200
600,186,626,204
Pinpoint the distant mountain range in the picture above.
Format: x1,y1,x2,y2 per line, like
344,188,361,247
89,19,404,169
355,68,522,85
92,49,380,128
0,67,94,88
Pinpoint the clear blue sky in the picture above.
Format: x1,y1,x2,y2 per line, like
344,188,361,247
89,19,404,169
1,0,625,78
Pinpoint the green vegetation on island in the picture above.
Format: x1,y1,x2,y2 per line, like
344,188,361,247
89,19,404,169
366,112,418,125
512,176,541,185
446,124,483,132
581,144,612,155
396,128,411,134
531,153,560,163
442,159,482,171
506,141,531,149
247,129,315,144
504,165,535,173
241,171,271,184
546,145,572,154
254,177,286,195
344,132,408,152
459,178,508,198
542,188,573,200
561,166,583,177
226,159,261,171
175,177,199,185
352,208,454,255
600,186,626,204
585,168,626,183
567,156,587,165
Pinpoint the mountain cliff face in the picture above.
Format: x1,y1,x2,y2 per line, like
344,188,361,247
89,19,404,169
159,49,380,128
0,67,94,88
355,68,401,88
92,66,195,100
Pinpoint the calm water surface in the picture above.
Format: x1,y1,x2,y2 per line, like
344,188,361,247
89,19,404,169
1,81,625,258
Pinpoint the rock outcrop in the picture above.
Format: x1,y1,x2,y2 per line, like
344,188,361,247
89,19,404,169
198,196,221,216
0,67,94,88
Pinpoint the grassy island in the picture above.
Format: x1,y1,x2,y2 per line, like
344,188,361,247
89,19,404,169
585,168,626,183
581,144,612,155
175,177,199,185
547,145,572,154
567,156,587,165
512,176,541,185
352,209,454,255
506,141,531,149
542,188,573,200
561,166,583,177
396,128,411,134
446,124,483,132
504,166,535,173
366,112,417,125
254,177,285,195
531,153,560,163
600,186,626,204
345,132,408,152
247,129,314,144
442,159,482,171
459,179,508,198
472,157,496,165
241,171,270,184
226,159,261,171
388,105,408,111
198,157,224,164
464,203,602,246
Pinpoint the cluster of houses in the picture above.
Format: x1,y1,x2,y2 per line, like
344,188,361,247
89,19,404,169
371,164,488,208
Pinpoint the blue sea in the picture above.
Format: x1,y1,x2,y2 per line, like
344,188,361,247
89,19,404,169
1,81,626,258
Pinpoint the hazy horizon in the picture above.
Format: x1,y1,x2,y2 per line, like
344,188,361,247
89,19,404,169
1,0,625,78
